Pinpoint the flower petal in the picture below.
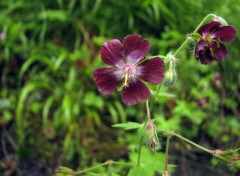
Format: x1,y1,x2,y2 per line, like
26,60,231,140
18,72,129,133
123,34,151,64
93,67,120,95
100,39,124,66
214,26,237,42
194,40,207,59
214,43,228,62
138,57,165,84
194,40,213,64
198,21,221,35
121,79,150,105
199,51,214,65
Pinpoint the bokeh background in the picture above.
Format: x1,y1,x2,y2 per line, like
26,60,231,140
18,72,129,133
0,0,239,175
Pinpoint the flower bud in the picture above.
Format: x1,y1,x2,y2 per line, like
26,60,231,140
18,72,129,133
146,122,155,138
213,148,240,165
163,169,171,176
213,16,228,26
58,166,74,175
145,122,159,149
163,69,177,87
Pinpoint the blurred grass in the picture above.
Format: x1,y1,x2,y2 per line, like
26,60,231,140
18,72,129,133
0,0,240,175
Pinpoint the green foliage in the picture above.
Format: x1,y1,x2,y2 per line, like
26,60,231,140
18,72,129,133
112,122,143,130
0,0,240,175
128,148,165,176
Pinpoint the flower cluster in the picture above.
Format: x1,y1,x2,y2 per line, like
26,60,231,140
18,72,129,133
194,21,237,64
93,35,164,105
93,19,237,105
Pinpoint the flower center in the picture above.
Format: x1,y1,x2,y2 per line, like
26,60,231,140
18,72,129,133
204,33,213,42
123,65,133,73
122,64,135,88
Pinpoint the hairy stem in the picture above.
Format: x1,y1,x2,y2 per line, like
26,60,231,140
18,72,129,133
73,160,134,175
173,36,192,57
164,131,230,163
137,135,144,167
146,99,151,121
137,99,152,166
150,83,162,111
193,13,216,33
169,131,213,153
164,133,171,171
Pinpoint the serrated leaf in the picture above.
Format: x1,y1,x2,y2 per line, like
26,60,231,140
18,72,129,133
128,167,147,176
112,122,143,130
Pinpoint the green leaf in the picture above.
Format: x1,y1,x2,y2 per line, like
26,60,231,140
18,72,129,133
83,92,104,109
112,122,143,130
129,148,166,175
150,90,175,98
43,96,55,126
19,55,53,80
16,81,51,144
155,114,180,131
128,167,148,176
38,10,69,22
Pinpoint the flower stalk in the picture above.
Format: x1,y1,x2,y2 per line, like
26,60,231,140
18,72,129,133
137,135,144,167
137,99,152,167
164,130,239,164
146,99,151,121
193,14,216,33
163,133,171,176
58,160,134,176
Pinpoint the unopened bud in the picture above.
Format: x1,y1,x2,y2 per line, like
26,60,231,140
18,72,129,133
163,69,177,87
146,122,155,138
213,148,240,165
213,16,228,26
58,166,74,175
145,122,159,149
163,169,171,176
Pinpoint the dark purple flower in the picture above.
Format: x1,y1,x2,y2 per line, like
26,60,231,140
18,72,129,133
93,34,164,105
194,21,237,64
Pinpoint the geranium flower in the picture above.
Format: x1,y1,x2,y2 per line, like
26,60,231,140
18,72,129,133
194,21,237,64
93,34,164,105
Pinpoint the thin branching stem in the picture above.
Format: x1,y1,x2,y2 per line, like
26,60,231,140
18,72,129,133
73,160,134,175
146,99,151,121
137,99,152,166
164,133,171,171
163,130,230,163
137,135,144,167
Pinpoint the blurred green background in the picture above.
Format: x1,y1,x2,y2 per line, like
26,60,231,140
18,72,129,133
0,0,239,175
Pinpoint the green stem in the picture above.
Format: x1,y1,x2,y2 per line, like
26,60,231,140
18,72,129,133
170,131,213,154
193,13,216,33
164,131,230,163
150,83,162,111
73,162,109,175
137,135,144,167
164,133,171,171
137,99,152,167
146,99,151,121
173,37,191,57
73,160,134,175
